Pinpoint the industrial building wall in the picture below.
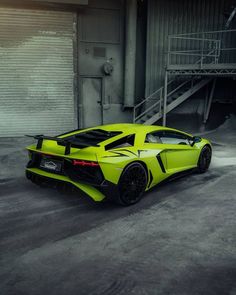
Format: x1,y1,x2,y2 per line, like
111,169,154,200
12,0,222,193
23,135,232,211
77,0,130,128
145,0,236,96
0,0,130,137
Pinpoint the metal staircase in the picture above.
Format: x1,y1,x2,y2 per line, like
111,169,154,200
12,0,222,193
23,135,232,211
133,29,236,125
134,77,212,125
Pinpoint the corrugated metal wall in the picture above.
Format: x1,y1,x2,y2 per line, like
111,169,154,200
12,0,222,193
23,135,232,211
0,7,75,137
146,0,235,96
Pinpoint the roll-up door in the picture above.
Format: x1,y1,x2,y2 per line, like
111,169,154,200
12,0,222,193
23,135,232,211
0,8,76,137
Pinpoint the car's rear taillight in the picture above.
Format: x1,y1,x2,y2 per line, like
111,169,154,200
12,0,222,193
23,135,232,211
72,160,99,167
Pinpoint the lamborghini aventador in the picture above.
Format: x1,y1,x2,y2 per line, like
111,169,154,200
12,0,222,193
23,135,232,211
25,124,212,205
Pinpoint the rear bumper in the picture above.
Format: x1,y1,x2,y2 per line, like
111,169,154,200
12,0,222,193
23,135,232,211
26,168,120,202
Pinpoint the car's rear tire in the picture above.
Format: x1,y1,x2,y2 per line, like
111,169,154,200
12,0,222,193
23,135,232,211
197,145,212,173
117,162,147,206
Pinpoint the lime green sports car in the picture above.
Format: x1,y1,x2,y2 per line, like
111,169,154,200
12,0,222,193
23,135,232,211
26,124,212,205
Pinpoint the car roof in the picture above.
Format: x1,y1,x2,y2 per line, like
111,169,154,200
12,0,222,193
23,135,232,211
94,123,159,131
60,123,193,142
94,123,188,134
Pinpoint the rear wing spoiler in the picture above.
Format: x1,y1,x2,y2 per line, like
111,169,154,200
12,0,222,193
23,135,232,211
25,135,97,155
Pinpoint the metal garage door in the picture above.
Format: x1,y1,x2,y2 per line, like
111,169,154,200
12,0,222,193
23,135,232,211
0,7,76,137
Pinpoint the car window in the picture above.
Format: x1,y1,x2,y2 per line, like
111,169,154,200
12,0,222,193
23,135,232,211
145,132,162,143
59,129,123,148
105,134,135,150
145,131,192,145
160,131,192,145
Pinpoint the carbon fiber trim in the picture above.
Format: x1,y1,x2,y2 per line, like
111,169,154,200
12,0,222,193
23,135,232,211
148,170,153,188
156,154,166,173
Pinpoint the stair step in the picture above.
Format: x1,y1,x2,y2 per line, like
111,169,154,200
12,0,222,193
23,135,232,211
166,78,212,114
167,97,174,103
170,88,191,100
171,94,180,99
177,90,186,95
148,110,158,117
135,77,212,126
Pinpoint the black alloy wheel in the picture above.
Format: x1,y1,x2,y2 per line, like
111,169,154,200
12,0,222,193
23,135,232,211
117,162,147,206
197,145,212,173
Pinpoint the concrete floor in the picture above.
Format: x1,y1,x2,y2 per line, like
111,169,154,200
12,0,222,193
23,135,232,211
0,118,236,295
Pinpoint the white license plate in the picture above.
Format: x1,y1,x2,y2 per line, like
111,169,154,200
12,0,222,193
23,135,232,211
40,158,62,172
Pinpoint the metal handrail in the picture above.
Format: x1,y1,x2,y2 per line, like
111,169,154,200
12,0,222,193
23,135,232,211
133,77,189,123
169,52,219,57
134,88,162,110
170,36,220,42
133,87,163,123
135,99,161,122
170,49,220,53
168,29,236,68
136,78,175,105
168,36,221,65
134,29,236,124
167,80,190,98
169,29,236,37
219,47,236,51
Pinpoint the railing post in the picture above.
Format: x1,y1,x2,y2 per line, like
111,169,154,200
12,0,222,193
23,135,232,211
167,36,171,68
159,88,162,113
214,40,217,64
191,77,194,92
162,71,168,126
133,106,136,123
204,78,216,123
200,33,204,68
217,39,221,64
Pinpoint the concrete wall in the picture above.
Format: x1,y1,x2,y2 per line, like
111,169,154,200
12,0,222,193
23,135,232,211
78,0,132,127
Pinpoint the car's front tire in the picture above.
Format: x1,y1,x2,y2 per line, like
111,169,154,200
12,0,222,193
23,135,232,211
117,162,148,206
197,145,212,173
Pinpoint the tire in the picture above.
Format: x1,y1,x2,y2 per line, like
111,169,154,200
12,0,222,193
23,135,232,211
197,145,212,173
117,162,148,206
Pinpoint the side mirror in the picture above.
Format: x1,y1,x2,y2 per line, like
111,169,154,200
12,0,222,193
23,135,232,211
191,136,202,146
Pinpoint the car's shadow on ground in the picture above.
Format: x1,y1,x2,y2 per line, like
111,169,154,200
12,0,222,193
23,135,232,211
2,166,224,216
34,169,220,213
0,165,231,258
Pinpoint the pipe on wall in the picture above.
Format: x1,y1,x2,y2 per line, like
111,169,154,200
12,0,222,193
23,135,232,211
123,0,137,108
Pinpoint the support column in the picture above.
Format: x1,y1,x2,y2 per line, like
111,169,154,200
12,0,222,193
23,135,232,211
123,0,137,108
204,78,216,123
162,71,168,126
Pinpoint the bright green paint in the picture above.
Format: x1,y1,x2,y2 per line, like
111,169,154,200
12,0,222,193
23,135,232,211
26,124,211,201
26,168,106,202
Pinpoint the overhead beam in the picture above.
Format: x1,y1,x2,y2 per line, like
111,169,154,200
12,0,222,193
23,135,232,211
31,0,88,4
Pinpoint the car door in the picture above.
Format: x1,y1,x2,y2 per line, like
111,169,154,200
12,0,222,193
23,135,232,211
142,131,168,185
158,130,199,173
